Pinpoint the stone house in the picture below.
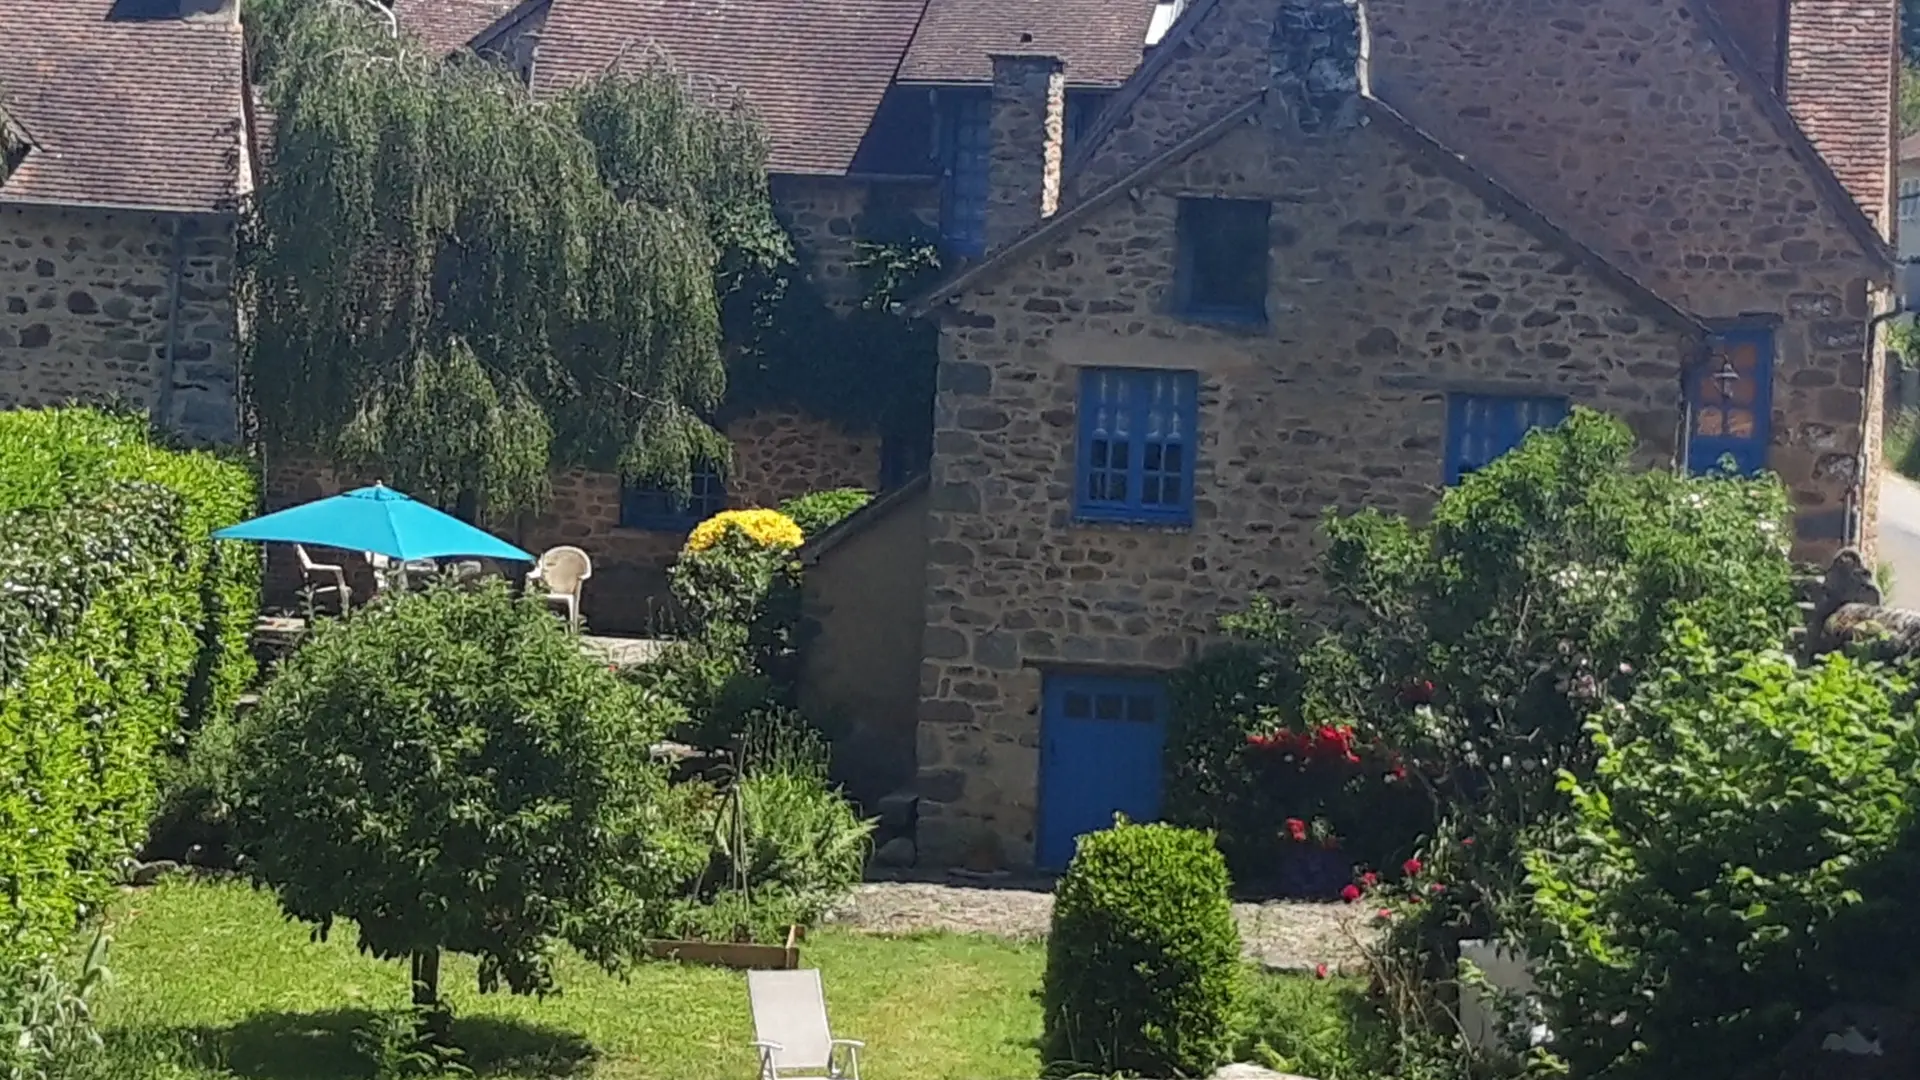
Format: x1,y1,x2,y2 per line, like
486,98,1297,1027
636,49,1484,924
794,0,1901,869
260,0,1174,632
0,0,250,445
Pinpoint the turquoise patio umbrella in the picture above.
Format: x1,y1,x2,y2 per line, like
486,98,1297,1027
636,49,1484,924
214,484,534,562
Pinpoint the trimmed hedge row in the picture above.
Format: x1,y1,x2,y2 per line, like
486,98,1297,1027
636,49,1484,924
0,409,257,966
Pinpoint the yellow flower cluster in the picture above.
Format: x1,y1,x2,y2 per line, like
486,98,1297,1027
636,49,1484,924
683,508,805,555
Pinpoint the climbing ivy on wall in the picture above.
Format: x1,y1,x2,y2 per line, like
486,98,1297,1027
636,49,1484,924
245,0,789,519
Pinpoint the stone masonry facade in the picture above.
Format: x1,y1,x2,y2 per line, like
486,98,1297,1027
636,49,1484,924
264,409,881,633
912,107,1698,866
0,204,241,444
1360,0,1891,556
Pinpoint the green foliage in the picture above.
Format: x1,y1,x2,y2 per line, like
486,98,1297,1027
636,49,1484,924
354,1008,473,1080
1324,408,1795,876
246,0,787,519
0,932,111,1080
0,408,257,966
667,527,805,705
629,625,774,748
230,581,705,1003
1167,600,1428,880
1237,974,1397,1080
777,487,874,538
1520,625,1920,1080
1042,820,1242,1078
666,716,874,943
1902,63,1920,135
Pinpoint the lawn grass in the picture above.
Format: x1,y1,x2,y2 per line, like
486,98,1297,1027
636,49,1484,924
92,879,1046,1080
88,879,1377,1080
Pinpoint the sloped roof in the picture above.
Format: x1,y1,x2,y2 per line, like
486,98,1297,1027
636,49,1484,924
1898,132,1920,165
0,2,248,213
392,0,520,56
898,0,1158,88
528,0,931,175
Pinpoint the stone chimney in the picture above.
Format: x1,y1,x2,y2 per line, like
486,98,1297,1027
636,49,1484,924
985,51,1067,253
1269,0,1367,134
1781,0,1899,234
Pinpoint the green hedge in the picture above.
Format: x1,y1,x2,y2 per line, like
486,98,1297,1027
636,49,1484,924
0,409,258,966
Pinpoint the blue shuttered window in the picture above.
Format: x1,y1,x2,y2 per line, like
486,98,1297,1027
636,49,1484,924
1444,394,1570,483
619,462,727,531
939,93,992,258
1076,367,1199,525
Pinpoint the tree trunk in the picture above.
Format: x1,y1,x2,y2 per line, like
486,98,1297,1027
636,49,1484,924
410,948,450,1043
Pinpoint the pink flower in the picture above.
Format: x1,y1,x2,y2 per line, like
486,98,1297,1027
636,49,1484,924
1285,818,1308,843
1461,837,1475,847
1376,907,1393,920
1429,882,1446,895
1402,857,1423,876
1340,884,1361,903
1315,963,1330,979
1361,871,1379,887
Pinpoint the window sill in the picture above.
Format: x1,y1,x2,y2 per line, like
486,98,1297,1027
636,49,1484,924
1070,509,1195,532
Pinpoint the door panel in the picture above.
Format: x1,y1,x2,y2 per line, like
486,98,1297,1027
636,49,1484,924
1037,673,1167,870
1687,330,1773,476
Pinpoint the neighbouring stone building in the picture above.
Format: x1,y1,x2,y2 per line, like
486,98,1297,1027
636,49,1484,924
793,0,1901,869
247,0,1176,632
0,0,250,445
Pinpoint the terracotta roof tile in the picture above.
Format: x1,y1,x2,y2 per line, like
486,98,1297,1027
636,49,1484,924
898,0,1158,87
0,2,247,213
1782,0,1898,225
392,0,520,55
529,0,931,175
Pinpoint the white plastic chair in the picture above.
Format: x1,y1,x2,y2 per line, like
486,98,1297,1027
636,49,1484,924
528,546,592,631
295,544,350,613
748,969,863,1080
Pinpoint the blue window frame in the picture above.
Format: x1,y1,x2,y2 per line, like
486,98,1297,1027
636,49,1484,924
1175,198,1270,324
1686,329,1773,476
1444,394,1570,483
1076,368,1199,525
1037,672,1168,869
939,92,992,258
619,461,727,531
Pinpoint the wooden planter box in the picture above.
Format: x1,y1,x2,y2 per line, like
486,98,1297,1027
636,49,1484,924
645,925,802,970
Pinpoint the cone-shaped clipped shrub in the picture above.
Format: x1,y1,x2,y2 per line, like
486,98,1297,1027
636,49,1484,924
1042,819,1242,1077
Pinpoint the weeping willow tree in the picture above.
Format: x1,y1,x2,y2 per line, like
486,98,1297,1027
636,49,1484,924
245,0,788,521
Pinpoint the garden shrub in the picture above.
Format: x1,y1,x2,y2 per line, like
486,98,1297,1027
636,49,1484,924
666,715,874,942
0,408,257,967
667,509,806,720
777,487,872,538
230,580,705,1007
1520,623,1920,1080
1042,820,1242,1078
1167,601,1429,889
627,625,775,748
0,931,112,1080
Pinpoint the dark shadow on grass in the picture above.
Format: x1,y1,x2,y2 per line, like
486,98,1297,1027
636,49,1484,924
112,1009,596,1080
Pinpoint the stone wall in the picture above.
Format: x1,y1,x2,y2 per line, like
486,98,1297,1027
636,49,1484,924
0,204,240,443
798,480,931,807
914,113,1696,868
770,175,941,307
262,408,882,634
1361,0,1892,557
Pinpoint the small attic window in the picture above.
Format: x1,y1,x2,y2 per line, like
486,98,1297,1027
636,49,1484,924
1175,198,1270,324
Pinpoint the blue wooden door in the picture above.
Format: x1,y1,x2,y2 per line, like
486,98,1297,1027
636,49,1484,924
1687,330,1773,475
1037,673,1167,870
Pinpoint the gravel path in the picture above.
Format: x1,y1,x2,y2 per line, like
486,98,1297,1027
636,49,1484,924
824,881,1375,973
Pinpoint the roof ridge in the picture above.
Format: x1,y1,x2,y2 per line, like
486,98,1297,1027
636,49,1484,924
1057,0,1220,192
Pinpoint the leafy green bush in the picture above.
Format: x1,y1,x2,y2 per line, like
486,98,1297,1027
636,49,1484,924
1237,974,1396,1080
0,931,112,1080
1042,820,1242,1078
626,624,773,749
0,408,257,967
667,716,874,942
230,581,705,1007
1167,600,1428,883
777,488,872,538
1520,624,1920,1080
669,523,802,635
